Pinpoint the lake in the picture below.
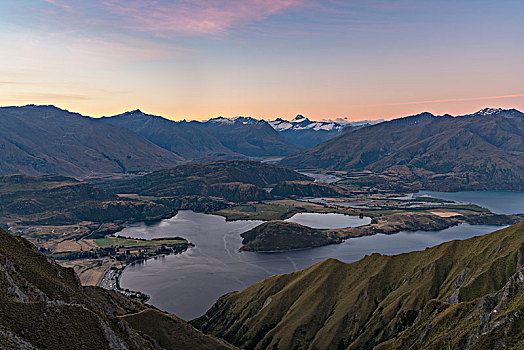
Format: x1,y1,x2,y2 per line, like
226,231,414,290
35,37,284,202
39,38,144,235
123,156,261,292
418,191,524,214
284,212,371,228
119,210,506,320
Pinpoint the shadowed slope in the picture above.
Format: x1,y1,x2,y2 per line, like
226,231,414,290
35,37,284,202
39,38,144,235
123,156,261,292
101,110,242,161
0,105,183,177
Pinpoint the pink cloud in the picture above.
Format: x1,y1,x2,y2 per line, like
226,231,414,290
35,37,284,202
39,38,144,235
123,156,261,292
104,0,302,35
42,0,303,36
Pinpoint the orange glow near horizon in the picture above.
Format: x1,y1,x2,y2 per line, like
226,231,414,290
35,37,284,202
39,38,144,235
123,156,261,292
0,1,522,122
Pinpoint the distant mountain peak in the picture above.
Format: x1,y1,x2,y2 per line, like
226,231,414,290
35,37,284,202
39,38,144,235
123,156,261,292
475,107,505,116
292,115,308,122
464,108,524,118
207,116,259,125
122,109,146,115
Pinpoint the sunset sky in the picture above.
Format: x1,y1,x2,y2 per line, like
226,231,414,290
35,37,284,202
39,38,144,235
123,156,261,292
1,0,523,121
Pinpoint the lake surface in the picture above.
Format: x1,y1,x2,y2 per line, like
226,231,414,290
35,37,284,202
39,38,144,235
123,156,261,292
119,210,505,320
285,212,371,228
419,191,524,214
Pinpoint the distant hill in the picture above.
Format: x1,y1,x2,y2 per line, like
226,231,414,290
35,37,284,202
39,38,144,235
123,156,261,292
281,108,524,190
0,227,235,349
100,110,243,161
106,160,311,202
195,117,303,156
194,222,524,349
0,174,179,229
0,105,182,177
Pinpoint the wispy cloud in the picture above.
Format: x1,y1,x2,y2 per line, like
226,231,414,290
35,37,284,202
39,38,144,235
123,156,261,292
347,94,524,108
5,92,94,101
40,0,303,36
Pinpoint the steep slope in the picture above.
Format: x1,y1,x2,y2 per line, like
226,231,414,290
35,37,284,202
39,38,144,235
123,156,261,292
194,222,524,349
100,110,242,161
0,227,235,349
0,105,182,177
196,118,303,156
281,108,524,190
107,160,311,202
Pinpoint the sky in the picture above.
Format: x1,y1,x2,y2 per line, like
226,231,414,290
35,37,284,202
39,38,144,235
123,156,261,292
0,0,523,121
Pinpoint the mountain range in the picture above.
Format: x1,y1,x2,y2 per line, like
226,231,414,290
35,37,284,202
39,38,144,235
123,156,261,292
193,117,302,156
0,105,182,177
2,105,524,193
282,108,524,190
100,110,241,161
268,115,382,148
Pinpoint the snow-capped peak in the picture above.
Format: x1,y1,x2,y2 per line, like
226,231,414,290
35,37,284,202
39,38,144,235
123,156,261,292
207,116,259,125
269,115,344,132
475,108,505,116
292,115,308,122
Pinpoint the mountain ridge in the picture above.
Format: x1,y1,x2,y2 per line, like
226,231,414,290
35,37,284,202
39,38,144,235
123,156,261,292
193,222,524,349
0,105,183,177
281,108,524,191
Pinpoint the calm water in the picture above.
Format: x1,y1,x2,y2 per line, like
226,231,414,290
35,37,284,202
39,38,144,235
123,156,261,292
419,191,524,214
119,210,505,320
285,212,371,228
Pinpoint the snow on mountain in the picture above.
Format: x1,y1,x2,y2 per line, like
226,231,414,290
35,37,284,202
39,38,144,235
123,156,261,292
207,116,259,125
467,108,507,117
269,115,346,132
207,115,385,135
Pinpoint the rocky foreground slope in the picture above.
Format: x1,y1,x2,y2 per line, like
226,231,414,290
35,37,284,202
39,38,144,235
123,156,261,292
0,227,236,349
194,222,524,349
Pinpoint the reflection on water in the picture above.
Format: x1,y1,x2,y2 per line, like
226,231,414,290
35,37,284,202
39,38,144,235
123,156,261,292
119,210,505,320
285,212,371,229
418,191,524,214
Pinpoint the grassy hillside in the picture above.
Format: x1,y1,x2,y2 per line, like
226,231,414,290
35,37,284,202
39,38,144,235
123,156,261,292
281,109,524,191
240,221,339,251
194,222,524,349
0,227,235,349
0,174,179,235
271,180,348,197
